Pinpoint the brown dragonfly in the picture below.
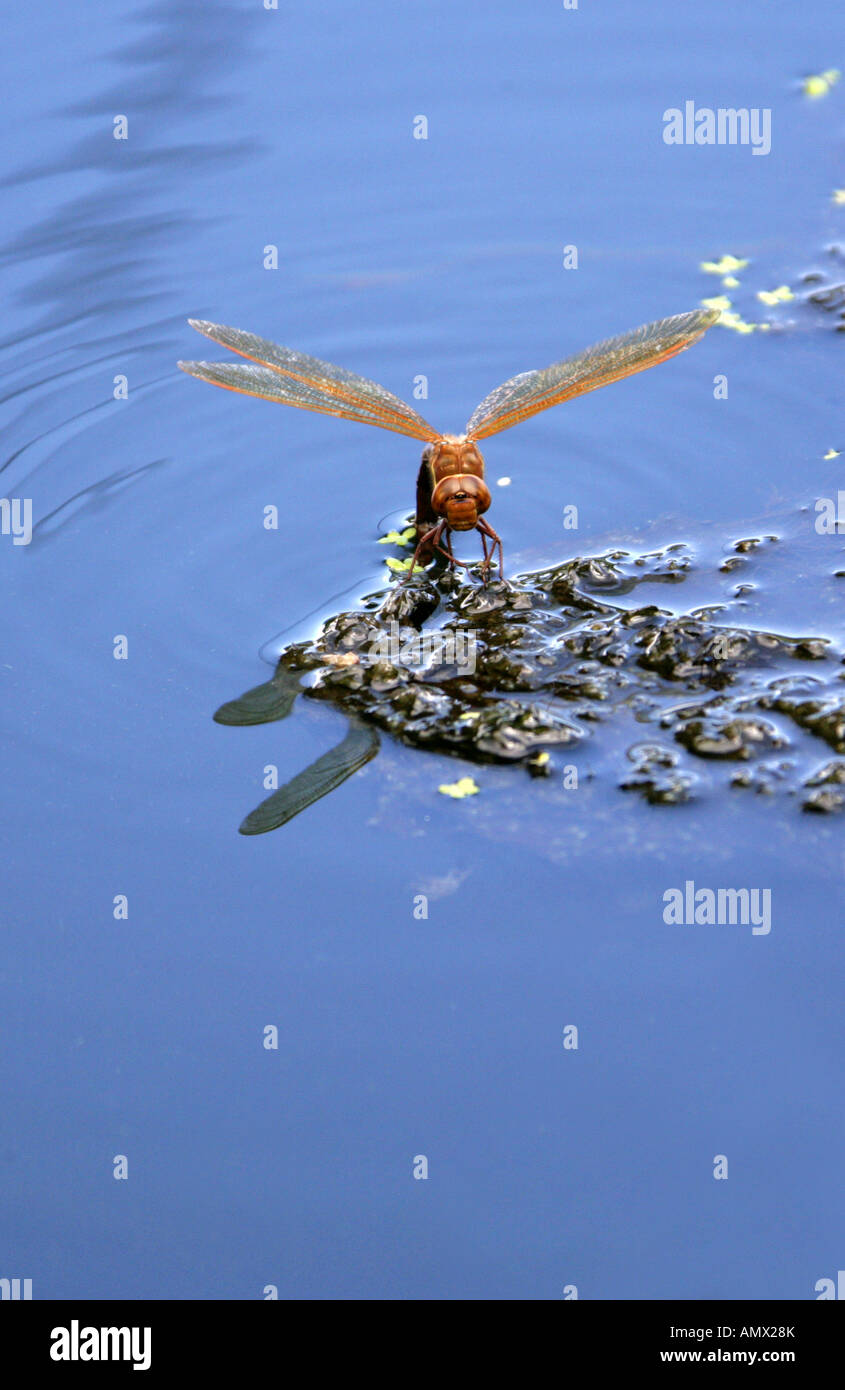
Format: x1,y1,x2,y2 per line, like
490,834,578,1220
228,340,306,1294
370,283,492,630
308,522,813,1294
179,307,718,580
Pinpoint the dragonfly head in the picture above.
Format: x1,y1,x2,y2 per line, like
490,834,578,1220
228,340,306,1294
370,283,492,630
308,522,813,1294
431,474,492,531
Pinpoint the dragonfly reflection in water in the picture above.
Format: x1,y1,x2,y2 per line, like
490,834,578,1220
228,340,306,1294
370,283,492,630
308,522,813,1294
179,308,718,581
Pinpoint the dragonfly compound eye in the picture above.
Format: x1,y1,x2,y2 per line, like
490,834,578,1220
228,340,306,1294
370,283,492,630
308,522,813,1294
432,475,492,529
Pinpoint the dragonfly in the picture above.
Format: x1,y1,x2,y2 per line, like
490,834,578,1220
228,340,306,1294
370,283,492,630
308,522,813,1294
179,307,718,581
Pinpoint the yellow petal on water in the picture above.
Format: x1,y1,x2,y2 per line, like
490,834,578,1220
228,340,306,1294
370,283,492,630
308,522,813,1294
378,528,414,547
722,275,740,288
701,295,732,314
703,298,762,330
757,285,794,305
700,255,749,275
803,69,840,97
438,776,480,799
824,448,841,460
717,309,758,334
833,189,845,205
385,555,424,574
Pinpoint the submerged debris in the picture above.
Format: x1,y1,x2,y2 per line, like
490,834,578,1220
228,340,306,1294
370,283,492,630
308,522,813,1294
219,537,845,826
802,760,845,813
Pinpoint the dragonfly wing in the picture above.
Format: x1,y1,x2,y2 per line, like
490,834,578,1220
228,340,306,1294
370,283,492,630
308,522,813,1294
184,319,440,443
178,359,438,440
465,308,719,441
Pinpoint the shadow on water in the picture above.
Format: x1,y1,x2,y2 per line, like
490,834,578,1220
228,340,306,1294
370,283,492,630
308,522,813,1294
215,666,380,835
215,506,845,834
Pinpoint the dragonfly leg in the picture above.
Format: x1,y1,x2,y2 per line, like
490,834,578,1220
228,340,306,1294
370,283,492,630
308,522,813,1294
432,527,472,570
403,520,445,583
402,521,486,583
440,526,459,569
476,527,492,582
477,518,505,580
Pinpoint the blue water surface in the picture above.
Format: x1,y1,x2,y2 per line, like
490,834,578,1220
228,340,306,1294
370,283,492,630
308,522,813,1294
2,0,843,1299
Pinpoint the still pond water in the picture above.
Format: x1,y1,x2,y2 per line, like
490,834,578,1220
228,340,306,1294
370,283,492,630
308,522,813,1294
2,0,843,1297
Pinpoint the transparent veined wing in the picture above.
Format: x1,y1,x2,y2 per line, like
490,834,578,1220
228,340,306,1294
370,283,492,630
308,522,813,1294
465,308,719,441
179,319,440,443
178,359,437,437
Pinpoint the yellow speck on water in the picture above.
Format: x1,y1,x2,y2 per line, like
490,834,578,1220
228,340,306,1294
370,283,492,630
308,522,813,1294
725,314,757,334
378,526,416,547
438,776,480,799
700,255,749,275
833,190,845,205
722,276,740,289
757,285,794,306
803,69,840,97
703,297,761,334
385,555,424,574
701,295,732,313
824,448,841,460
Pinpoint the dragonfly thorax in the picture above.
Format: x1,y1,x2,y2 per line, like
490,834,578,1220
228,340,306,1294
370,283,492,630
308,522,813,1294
425,437,485,480
424,438,489,530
